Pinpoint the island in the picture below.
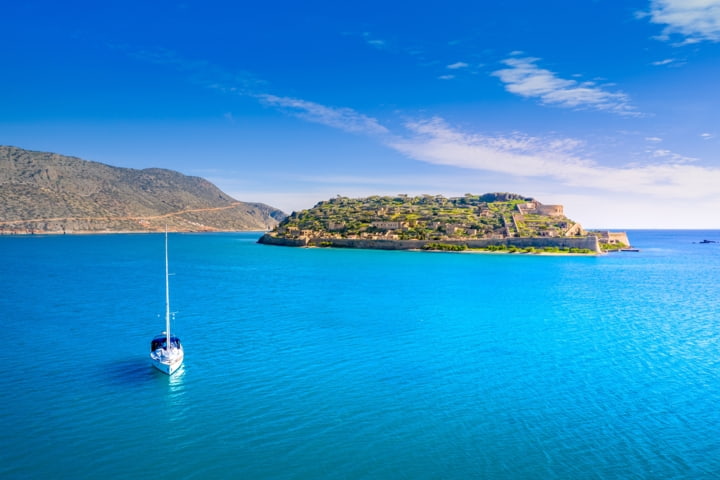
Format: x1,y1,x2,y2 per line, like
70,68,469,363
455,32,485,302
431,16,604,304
258,193,630,254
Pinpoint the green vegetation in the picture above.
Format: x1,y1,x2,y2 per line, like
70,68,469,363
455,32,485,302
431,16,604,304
272,193,583,242
423,243,468,251
601,242,628,251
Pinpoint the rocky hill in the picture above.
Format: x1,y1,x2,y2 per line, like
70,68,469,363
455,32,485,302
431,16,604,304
259,193,605,252
266,193,581,240
0,146,286,233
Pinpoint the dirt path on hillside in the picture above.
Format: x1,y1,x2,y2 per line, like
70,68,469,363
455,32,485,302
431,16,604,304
0,202,243,226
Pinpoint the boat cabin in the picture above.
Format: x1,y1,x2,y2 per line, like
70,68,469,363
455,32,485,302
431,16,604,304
151,335,182,352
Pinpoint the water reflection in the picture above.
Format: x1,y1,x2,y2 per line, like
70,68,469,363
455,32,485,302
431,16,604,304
167,364,185,389
163,364,189,425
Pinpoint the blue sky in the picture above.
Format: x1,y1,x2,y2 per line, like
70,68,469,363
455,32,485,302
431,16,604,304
3,0,720,228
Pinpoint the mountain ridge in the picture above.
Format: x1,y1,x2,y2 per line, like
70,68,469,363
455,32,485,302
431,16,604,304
0,145,285,233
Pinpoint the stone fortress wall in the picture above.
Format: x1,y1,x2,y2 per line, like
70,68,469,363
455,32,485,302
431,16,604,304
595,231,631,246
259,233,602,252
517,201,564,217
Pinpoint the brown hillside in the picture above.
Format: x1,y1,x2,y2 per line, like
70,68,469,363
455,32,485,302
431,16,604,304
0,146,285,233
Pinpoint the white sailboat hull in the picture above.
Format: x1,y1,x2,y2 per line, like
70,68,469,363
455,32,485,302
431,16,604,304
150,346,184,375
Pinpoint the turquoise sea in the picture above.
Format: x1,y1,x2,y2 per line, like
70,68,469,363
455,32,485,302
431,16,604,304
1,230,719,479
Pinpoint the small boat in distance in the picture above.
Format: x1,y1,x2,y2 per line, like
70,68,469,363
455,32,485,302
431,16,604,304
150,230,184,375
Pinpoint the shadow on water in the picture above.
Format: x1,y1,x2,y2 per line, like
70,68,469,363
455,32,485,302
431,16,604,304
101,357,159,386
100,357,188,393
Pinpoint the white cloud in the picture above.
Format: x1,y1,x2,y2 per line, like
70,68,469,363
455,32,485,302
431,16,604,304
256,94,390,136
701,132,715,139
447,62,469,69
123,45,720,223
651,58,675,66
438,75,455,80
387,117,720,200
650,149,697,163
362,32,387,49
492,57,640,116
646,0,720,43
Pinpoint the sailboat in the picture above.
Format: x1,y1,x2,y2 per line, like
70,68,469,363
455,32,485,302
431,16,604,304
150,230,184,375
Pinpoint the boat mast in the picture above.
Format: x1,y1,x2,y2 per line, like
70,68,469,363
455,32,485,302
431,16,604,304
165,228,171,350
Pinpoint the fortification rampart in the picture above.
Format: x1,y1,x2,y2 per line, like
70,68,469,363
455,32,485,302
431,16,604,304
595,231,630,246
258,233,601,252
537,205,564,216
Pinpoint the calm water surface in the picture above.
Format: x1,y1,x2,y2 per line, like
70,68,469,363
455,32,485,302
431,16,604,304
1,230,719,479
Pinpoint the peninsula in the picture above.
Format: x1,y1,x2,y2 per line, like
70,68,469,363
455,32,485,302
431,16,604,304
0,146,285,234
258,193,630,254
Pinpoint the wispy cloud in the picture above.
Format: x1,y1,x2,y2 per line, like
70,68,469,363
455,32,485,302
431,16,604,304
116,45,265,93
447,62,469,69
120,45,390,138
387,117,720,199
644,0,720,44
361,32,388,50
123,45,720,204
492,56,640,116
389,118,595,179
256,94,390,136
651,58,676,66
649,148,697,163
701,132,715,139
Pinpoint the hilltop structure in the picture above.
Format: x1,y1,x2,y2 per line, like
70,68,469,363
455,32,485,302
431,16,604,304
259,193,627,253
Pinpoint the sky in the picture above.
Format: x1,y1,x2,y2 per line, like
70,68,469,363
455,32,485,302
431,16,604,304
2,0,720,228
